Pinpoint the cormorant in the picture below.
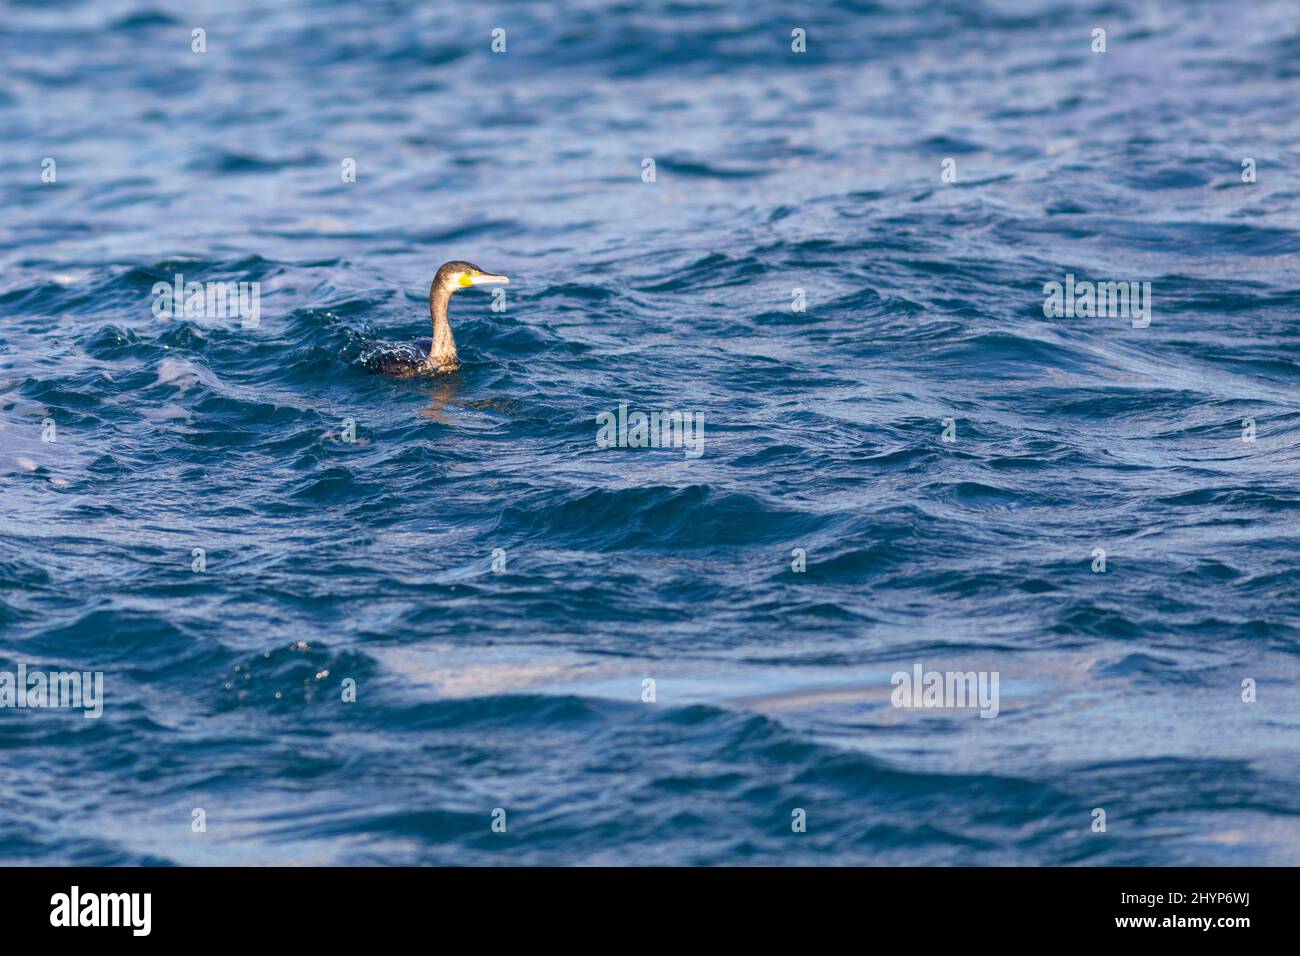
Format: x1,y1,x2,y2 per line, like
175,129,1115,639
374,260,509,376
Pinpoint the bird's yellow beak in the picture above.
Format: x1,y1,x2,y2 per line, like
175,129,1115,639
462,271,509,287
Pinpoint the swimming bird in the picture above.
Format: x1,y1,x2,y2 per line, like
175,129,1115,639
373,260,509,377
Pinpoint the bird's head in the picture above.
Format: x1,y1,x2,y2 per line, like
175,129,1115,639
434,260,509,294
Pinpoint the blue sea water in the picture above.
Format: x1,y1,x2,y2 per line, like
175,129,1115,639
2,0,1299,866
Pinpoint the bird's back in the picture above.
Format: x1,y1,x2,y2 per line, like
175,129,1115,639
366,339,431,377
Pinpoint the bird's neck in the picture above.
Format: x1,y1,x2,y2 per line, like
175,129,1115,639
427,283,459,371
